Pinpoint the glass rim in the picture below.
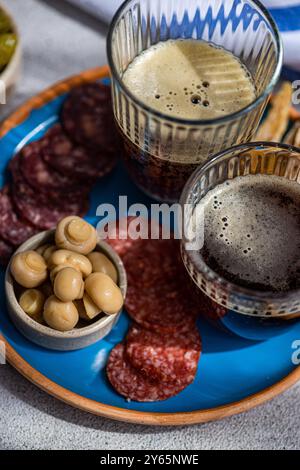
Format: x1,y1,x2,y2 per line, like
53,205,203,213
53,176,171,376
180,141,300,305
107,0,283,127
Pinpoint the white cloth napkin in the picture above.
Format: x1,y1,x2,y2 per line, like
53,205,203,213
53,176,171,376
67,0,300,72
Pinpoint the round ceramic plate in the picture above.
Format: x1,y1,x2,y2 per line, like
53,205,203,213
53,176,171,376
0,66,300,426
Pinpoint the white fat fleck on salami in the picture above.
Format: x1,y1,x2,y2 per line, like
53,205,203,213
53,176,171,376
125,324,201,384
107,343,192,402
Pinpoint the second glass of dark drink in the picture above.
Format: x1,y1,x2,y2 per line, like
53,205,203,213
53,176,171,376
181,143,300,340
107,0,282,202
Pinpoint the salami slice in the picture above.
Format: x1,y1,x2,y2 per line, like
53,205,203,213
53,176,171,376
20,139,82,195
102,216,142,257
11,154,89,230
125,282,197,334
62,83,119,151
107,343,192,402
126,324,201,384
42,124,116,182
0,237,14,266
0,186,37,246
105,216,199,333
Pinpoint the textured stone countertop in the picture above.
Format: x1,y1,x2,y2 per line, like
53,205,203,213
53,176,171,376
0,0,299,451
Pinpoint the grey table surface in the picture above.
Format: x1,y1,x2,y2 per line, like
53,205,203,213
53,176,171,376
0,0,299,451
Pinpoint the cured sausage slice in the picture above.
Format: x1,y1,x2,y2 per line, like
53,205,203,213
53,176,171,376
10,155,88,230
0,186,37,246
20,139,81,194
42,124,116,182
126,324,201,384
62,83,119,151
107,343,192,402
104,216,199,333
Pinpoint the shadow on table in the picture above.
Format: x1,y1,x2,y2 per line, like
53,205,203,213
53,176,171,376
36,0,109,36
0,365,188,435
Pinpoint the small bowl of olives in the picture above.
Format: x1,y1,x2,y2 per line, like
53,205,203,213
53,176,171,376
5,216,127,351
0,4,21,100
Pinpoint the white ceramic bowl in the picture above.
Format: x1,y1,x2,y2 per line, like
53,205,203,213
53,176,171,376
5,230,127,351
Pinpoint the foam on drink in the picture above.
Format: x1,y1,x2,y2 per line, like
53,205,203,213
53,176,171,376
194,175,300,293
123,39,256,120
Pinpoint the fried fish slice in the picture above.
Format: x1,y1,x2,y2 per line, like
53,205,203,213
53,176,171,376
283,121,300,146
255,82,292,142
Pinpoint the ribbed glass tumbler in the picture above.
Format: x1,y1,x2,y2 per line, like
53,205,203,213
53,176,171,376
107,0,282,202
180,142,300,319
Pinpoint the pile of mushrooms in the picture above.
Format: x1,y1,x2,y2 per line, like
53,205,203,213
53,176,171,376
10,216,124,332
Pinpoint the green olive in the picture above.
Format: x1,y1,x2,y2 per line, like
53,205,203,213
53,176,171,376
0,11,13,34
0,34,17,70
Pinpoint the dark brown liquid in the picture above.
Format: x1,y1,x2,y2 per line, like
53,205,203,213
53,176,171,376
198,175,300,293
121,131,199,202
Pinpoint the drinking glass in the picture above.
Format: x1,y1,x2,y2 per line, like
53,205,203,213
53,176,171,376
180,142,300,339
107,0,282,202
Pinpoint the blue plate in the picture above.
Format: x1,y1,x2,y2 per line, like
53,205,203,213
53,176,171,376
0,68,299,426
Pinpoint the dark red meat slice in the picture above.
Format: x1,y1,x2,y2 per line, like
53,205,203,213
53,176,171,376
0,186,37,246
105,216,199,332
10,151,88,207
102,216,142,257
62,83,119,151
10,154,88,230
20,139,81,194
126,324,201,384
107,343,192,402
125,281,197,334
42,124,116,182
0,237,14,266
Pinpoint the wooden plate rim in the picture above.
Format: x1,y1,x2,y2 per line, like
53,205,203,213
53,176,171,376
2,332,300,426
0,66,299,426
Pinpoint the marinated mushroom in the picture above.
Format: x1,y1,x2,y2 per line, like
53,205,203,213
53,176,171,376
75,299,89,321
53,267,84,302
85,272,124,315
43,295,79,332
75,294,101,321
43,245,57,264
19,289,45,323
83,292,101,319
11,251,48,288
87,252,118,283
36,244,51,256
49,249,92,278
55,216,97,255
50,263,77,283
